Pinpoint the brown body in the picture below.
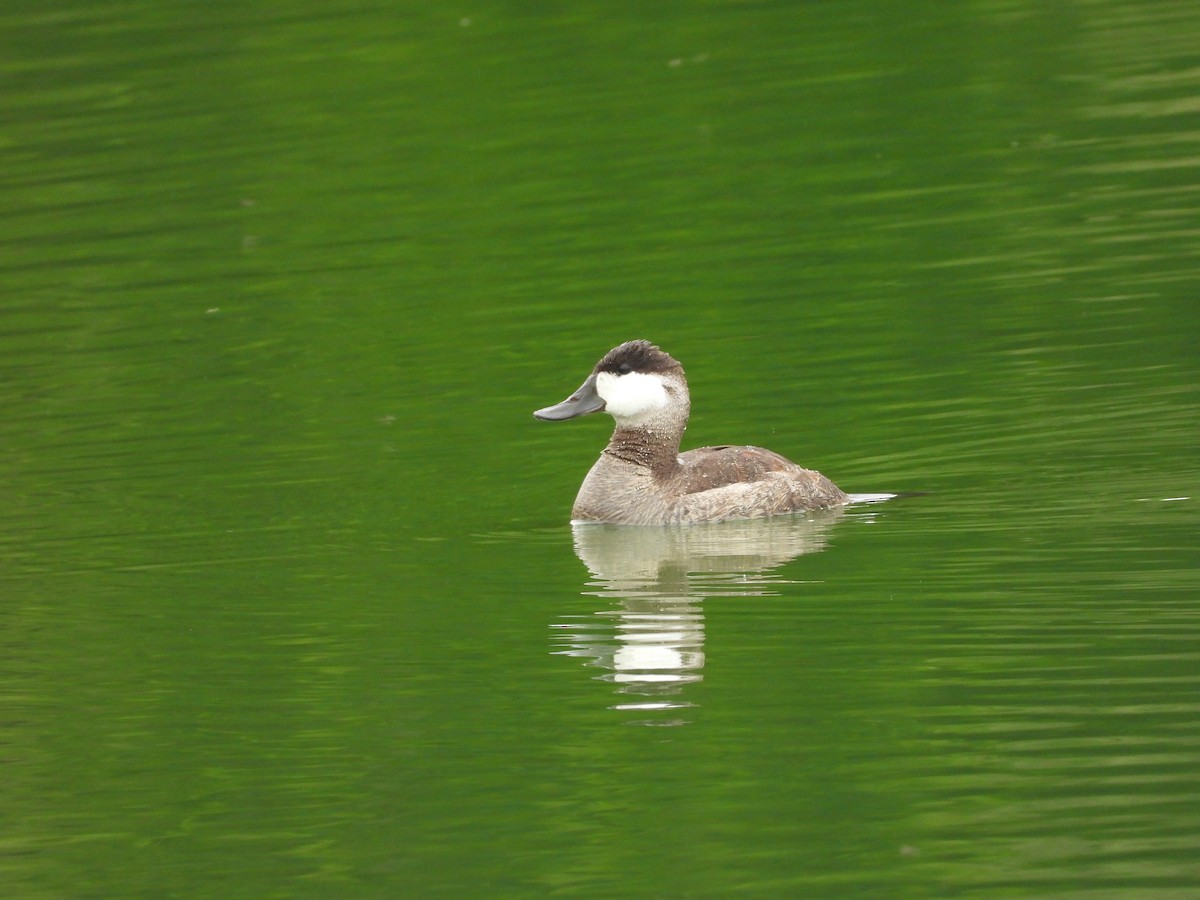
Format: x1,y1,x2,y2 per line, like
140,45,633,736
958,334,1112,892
536,340,848,525
572,435,847,525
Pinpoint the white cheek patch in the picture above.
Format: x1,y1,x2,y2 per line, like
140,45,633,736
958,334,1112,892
595,371,668,420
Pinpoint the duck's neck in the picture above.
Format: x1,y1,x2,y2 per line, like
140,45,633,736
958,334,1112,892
603,426,682,478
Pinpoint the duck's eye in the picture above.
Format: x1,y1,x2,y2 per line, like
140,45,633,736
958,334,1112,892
618,363,632,374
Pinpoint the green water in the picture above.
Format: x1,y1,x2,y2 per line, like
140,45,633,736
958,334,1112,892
3,0,1199,896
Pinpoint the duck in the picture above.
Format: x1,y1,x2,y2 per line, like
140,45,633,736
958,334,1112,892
534,340,849,525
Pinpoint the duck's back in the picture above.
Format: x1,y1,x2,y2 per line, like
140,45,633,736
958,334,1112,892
669,445,847,522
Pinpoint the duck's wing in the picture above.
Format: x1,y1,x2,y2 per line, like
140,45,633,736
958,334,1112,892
674,445,849,518
675,445,801,495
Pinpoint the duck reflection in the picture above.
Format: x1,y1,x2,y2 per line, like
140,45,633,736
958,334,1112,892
551,510,846,720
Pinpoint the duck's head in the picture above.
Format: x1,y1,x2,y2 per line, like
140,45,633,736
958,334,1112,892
534,340,689,428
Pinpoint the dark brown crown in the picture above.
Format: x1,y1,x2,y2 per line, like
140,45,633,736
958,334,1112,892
594,340,682,376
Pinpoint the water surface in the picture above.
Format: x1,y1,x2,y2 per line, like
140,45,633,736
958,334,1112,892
2,0,1199,896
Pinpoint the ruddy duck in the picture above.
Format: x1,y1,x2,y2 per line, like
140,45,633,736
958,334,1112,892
534,340,849,525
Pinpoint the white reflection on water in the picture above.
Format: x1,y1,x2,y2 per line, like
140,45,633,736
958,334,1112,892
551,507,874,723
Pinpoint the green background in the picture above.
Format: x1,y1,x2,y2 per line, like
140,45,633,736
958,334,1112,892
3,1,1198,895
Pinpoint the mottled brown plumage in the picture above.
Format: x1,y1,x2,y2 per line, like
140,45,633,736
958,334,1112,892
535,340,848,525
